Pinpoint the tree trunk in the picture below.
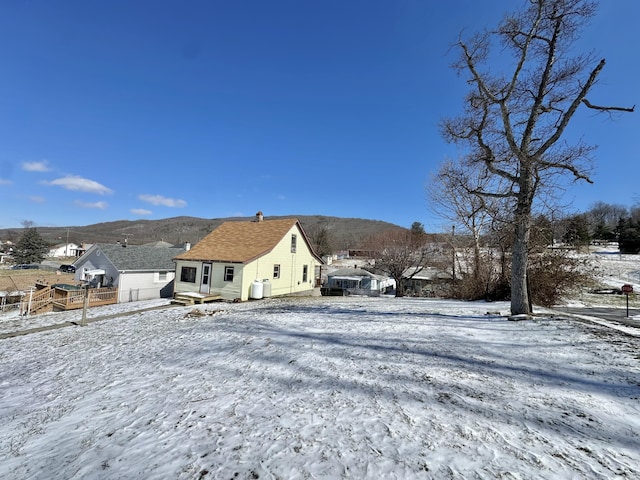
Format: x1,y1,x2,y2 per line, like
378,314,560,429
511,200,533,315
473,232,481,281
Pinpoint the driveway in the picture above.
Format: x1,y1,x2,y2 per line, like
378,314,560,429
554,306,640,329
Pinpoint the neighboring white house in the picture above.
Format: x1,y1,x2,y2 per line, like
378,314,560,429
401,266,451,297
323,267,395,296
47,243,81,258
74,243,186,303
0,240,13,264
173,213,324,302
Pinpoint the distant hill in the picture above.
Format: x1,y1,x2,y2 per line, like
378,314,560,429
0,215,402,252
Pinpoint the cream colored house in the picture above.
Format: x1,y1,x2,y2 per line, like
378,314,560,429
173,214,324,302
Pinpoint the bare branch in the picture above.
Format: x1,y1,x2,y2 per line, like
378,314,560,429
535,58,606,157
538,159,594,183
582,99,635,112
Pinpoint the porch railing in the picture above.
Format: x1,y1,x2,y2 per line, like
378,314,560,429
20,286,55,315
53,287,118,311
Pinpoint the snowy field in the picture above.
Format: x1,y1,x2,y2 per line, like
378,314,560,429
1,248,639,479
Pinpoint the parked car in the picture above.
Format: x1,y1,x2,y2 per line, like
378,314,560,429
59,264,76,273
12,264,39,270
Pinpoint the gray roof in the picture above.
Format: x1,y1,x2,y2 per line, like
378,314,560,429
144,241,176,248
328,268,379,278
96,243,184,271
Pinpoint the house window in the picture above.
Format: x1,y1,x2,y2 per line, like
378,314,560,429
224,266,234,282
302,264,308,282
291,234,297,253
273,264,280,279
158,271,167,281
180,266,197,283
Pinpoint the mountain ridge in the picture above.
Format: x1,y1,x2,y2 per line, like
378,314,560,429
0,215,403,251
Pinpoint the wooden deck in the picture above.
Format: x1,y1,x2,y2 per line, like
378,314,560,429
52,286,118,311
20,284,118,315
172,292,224,305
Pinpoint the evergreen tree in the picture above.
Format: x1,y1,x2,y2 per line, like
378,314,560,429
617,218,640,254
410,222,425,236
592,222,616,242
14,228,48,264
562,214,591,249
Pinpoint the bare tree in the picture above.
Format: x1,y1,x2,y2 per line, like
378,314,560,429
441,0,633,315
307,224,335,258
428,160,500,281
587,201,628,227
364,228,431,297
586,201,628,241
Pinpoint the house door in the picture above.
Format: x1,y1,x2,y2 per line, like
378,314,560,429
200,263,212,294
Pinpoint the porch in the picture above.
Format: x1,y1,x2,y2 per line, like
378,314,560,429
171,291,224,305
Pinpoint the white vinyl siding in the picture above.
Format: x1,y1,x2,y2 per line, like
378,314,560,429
74,244,177,304
174,260,244,300
117,271,176,303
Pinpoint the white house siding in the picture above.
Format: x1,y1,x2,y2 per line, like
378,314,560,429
47,243,80,258
174,260,243,301
75,245,178,303
210,263,243,300
173,260,201,295
74,250,119,286
117,271,175,303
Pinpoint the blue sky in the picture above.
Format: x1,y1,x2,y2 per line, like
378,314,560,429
1,1,637,232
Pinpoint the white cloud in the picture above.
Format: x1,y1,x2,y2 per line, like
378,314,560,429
22,160,51,172
0,179,12,185
74,200,108,209
29,196,46,203
138,194,187,208
131,208,152,216
44,175,113,195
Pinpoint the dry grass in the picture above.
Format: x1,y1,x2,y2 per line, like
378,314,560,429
0,269,76,292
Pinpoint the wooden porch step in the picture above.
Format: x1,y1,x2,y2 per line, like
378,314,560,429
173,292,224,305
170,298,193,306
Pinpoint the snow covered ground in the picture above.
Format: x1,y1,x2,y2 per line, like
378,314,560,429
1,249,639,479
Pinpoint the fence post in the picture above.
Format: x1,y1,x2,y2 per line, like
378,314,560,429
81,286,89,326
26,288,34,316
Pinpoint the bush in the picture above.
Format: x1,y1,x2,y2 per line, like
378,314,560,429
528,249,595,307
450,251,510,302
450,247,595,307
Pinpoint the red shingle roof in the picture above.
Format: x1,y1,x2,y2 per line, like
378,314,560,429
173,218,301,264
